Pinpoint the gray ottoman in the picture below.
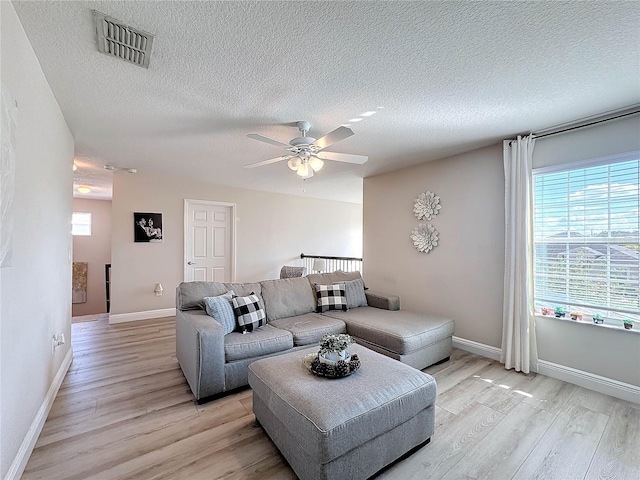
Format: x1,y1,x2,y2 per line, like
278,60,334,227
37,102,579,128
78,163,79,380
248,344,437,480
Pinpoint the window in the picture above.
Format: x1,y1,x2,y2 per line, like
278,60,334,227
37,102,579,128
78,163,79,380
72,212,92,236
533,152,639,328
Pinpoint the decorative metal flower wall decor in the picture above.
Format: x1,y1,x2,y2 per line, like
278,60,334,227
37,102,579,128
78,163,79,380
411,191,441,253
413,191,441,220
411,223,439,253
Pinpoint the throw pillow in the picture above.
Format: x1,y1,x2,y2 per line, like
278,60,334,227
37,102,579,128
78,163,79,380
232,293,267,333
315,284,348,313
203,290,236,335
335,278,368,309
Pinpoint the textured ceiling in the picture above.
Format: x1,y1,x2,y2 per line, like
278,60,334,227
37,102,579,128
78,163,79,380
12,1,640,203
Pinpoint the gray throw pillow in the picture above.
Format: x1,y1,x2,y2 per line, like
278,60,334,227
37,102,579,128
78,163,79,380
203,290,235,335
336,278,368,309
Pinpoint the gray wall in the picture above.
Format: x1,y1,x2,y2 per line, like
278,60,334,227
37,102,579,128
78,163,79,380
363,115,640,386
364,143,506,348
110,169,363,315
1,2,74,476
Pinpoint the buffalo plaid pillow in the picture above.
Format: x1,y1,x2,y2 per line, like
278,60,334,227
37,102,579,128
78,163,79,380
232,293,267,333
315,284,348,313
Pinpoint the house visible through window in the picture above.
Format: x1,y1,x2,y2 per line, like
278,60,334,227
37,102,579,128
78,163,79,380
72,212,92,236
533,152,639,328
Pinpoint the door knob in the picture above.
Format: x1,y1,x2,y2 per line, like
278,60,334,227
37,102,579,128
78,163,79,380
187,261,196,265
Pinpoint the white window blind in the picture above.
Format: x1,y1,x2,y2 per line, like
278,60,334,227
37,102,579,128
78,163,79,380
533,153,639,326
72,212,92,236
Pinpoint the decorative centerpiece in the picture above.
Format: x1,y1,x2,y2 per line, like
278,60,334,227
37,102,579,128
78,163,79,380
623,319,634,330
303,334,361,378
319,334,354,365
592,313,604,324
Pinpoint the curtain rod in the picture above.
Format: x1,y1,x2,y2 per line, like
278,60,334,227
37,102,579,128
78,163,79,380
532,108,640,140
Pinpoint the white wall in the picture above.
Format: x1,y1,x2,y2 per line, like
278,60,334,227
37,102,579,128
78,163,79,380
0,2,74,477
110,169,362,316
363,115,640,387
72,198,112,316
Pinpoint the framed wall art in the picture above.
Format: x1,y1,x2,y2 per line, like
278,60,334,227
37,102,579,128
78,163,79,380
134,212,163,243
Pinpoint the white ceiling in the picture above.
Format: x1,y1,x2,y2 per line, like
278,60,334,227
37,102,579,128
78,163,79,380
13,1,640,204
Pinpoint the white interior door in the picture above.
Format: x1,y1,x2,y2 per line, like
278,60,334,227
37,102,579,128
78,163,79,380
184,199,235,282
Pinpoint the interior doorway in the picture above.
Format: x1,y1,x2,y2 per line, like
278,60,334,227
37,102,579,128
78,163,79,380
184,199,236,282
71,198,112,321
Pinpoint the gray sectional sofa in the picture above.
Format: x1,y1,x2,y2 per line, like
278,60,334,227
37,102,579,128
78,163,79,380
175,271,455,401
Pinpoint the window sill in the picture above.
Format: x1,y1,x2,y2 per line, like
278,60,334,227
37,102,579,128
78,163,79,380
534,314,639,334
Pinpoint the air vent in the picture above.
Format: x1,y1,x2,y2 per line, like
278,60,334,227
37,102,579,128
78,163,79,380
93,11,154,68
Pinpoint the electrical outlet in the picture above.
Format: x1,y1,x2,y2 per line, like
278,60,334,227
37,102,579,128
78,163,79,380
52,333,66,354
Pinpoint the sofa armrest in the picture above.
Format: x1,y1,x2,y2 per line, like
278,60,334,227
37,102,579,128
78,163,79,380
175,310,225,400
365,291,400,311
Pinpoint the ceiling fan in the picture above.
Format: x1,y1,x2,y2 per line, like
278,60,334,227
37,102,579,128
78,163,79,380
245,121,368,178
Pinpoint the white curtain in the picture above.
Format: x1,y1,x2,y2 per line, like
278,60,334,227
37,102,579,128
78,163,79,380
501,135,538,374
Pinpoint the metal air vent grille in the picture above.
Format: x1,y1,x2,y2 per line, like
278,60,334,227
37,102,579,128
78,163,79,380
93,11,154,68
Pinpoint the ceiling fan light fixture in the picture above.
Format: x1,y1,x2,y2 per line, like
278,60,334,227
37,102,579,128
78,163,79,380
245,120,367,178
296,163,309,177
287,157,301,171
309,157,324,172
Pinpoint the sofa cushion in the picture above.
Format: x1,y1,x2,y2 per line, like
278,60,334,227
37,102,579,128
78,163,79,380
203,290,235,334
315,283,348,313
269,313,346,346
223,282,263,298
232,294,267,333
177,281,263,311
322,307,455,355
337,278,368,309
260,277,316,322
224,325,294,362
176,281,228,310
306,271,364,301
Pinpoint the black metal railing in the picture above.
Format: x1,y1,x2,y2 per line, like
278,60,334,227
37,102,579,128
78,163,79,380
300,253,363,275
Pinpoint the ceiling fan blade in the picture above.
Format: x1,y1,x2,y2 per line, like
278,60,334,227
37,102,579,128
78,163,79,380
247,133,291,148
316,151,368,164
313,126,354,150
244,155,293,168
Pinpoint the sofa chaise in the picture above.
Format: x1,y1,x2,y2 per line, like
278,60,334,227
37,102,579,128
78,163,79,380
175,271,454,401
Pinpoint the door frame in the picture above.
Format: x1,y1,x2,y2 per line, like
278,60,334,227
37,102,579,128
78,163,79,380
183,199,237,283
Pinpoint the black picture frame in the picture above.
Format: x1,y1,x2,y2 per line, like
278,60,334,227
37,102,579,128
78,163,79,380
134,212,163,243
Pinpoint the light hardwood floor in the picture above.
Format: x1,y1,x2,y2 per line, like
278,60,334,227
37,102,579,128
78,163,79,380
23,317,640,480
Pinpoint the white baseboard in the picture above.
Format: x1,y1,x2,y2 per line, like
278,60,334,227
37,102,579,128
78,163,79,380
109,308,176,324
537,360,640,404
4,348,73,480
452,336,639,404
452,336,501,361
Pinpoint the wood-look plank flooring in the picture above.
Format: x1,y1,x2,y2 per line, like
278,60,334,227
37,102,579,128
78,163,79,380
23,317,640,479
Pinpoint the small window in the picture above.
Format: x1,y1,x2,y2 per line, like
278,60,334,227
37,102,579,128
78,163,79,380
72,212,92,236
